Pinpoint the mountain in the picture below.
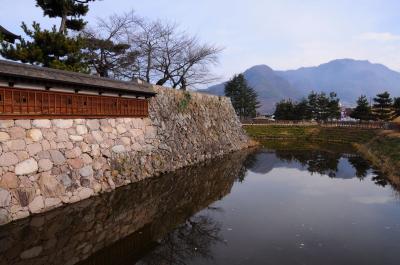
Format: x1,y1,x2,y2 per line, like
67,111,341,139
203,65,301,113
201,59,400,113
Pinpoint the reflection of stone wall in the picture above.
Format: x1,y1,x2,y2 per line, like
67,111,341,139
0,149,253,265
0,86,250,224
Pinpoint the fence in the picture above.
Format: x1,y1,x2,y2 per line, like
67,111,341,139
242,119,392,129
0,87,149,119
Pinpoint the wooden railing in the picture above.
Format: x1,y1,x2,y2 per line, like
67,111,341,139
0,87,149,119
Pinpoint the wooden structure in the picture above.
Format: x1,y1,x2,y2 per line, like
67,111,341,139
0,25,20,43
0,60,156,119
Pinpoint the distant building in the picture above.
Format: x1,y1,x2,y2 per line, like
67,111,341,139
340,107,355,121
0,25,20,43
254,114,274,121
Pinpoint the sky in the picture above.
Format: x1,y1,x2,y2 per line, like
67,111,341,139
1,0,400,83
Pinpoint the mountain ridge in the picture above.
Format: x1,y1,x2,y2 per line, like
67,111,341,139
201,59,400,113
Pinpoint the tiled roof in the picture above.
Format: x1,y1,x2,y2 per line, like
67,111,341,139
0,60,156,97
0,25,20,43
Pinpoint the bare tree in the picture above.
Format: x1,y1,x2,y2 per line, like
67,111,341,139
126,20,170,82
152,27,223,90
81,10,140,78
166,39,222,89
83,11,223,89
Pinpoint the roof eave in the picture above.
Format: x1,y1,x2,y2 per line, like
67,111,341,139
0,73,157,98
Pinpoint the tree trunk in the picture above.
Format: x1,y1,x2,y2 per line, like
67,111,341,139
59,15,67,34
180,78,187,90
145,49,152,83
156,77,168,86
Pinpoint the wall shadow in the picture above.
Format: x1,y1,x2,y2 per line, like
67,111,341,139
0,149,256,265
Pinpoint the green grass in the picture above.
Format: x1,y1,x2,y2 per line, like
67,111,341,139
244,125,377,144
356,133,400,177
368,136,400,162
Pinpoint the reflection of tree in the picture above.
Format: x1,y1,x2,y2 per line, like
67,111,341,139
348,156,371,180
138,213,223,265
236,151,259,183
306,153,340,177
371,170,390,187
274,150,340,177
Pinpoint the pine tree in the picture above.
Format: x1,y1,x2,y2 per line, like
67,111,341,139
350,95,372,120
327,92,341,120
224,74,260,118
82,37,134,77
306,91,340,121
294,98,311,120
0,0,95,72
307,91,319,120
373,91,395,121
393,97,400,118
36,0,95,33
1,22,86,71
274,100,296,120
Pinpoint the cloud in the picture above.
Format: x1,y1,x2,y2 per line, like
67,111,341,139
357,32,400,42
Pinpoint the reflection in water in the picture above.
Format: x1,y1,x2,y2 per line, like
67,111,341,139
1,143,400,265
253,140,398,189
137,213,224,265
0,150,254,265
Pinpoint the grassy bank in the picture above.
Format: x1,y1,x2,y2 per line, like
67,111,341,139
244,125,377,144
354,131,400,179
244,125,400,178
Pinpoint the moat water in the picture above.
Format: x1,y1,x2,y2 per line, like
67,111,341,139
1,143,400,265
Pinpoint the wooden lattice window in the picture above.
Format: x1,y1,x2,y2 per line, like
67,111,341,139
0,87,149,119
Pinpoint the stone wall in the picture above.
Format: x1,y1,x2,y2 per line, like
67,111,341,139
0,86,250,225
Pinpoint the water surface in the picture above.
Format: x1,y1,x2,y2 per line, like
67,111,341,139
1,144,400,265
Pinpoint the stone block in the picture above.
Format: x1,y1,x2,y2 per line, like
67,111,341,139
116,124,127,134
15,158,39,175
112,145,125,153
0,172,18,189
27,129,43,142
0,132,10,142
39,172,65,197
49,150,66,165
16,151,29,161
78,188,93,200
0,152,19,166
28,197,44,214
65,147,82,159
0,188,11,207
86,120,100,131
38,159,53,172
53,119,73,129
0,120,14,128
15,120,31,129
91,131,103,142
69,135,84,142
67,158,84,169
44,197,62,208
6,139,26,151
32,119,51,128
76,125,88,135
79,166,93,177
27,143,42,156
8,127,26,139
